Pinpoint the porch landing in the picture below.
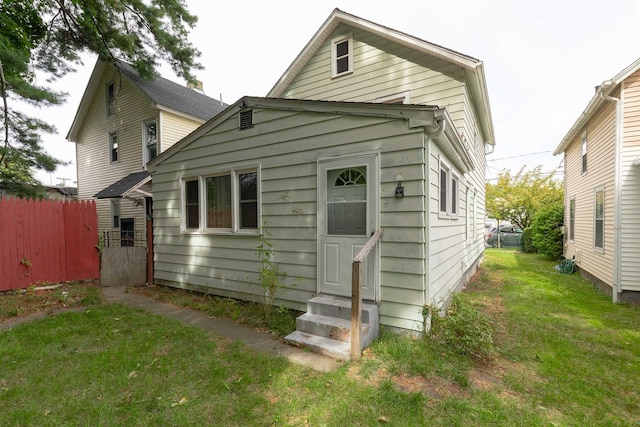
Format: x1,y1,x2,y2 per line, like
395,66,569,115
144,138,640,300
285,295,379,360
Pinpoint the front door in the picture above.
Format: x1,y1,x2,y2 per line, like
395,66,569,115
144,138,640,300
318,155,378,300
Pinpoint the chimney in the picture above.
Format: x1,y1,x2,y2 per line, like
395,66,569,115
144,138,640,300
187,80,204,92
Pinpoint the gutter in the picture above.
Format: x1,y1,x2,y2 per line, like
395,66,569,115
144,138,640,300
599,81,623,302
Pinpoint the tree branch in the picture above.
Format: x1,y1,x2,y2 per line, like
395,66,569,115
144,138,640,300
0,59,10,165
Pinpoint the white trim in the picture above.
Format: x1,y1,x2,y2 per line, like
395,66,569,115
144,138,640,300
180,166,261,235
569,197,576,242
331,33,353,78
593,186,605,252
110,199,120,230
317,151,380,301
142,118,158,166
437,155,460,220
109,132,118,164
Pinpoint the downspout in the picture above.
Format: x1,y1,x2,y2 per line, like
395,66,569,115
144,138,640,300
600,82,623,302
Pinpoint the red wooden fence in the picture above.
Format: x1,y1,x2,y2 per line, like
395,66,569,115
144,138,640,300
0,197,99,291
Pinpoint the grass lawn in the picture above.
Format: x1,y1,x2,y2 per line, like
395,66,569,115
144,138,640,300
1,249,639,426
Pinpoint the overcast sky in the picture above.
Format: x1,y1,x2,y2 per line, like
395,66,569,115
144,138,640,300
31,0,640,186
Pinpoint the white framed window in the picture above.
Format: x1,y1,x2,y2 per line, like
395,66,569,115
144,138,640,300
331,34,353,78
106,81,115,116
451,173,459,217
182,168,259,233
143,120,158,164
569,197,576,241
594,187,604,250
111,200,120,230
109,132,118,163
438,156,459,219
581,131,588,175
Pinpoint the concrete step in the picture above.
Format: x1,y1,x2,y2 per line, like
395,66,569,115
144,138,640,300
296,312,370,343
307,295,378,323
284,330,351,361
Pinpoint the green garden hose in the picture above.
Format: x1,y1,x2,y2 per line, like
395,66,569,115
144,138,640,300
555,259,575,274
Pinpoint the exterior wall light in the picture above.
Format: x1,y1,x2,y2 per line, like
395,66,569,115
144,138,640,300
395,174,404,198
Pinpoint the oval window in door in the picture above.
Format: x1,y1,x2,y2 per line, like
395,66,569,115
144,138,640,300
327,168,367,235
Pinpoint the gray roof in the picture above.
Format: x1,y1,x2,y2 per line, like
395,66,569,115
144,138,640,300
117,61,228,121
94,171,150,199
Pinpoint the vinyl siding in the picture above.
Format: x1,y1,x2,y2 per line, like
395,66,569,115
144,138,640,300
153,107,432,330
281,24,468,135
159,112,204,152
75,65,204,233
620,70,640,291
279,24,487,310
563,100,616,287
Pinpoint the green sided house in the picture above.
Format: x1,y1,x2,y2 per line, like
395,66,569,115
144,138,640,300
148,9,495,358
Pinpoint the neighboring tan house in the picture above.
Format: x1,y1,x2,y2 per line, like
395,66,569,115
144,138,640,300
66,59,227,243
554,57,640,303
148,9,495,359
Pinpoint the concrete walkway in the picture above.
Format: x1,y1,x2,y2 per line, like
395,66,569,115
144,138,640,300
1,286,341,372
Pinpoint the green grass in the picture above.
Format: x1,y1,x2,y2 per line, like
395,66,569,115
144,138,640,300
1,250,639,425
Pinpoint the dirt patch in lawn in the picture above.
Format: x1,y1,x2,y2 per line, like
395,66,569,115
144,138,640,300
0,281,101,322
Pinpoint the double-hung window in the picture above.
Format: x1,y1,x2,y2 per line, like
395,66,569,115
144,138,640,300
438,156,459,219
569,198,575,241
111,200,120,229
106,81,115,116
183,168,259,233
581,132,588,174
144,120,158,164
109,132,118,163
331,34,353,77
594,187,604,250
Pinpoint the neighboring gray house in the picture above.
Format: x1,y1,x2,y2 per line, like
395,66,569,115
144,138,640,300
148,9,495,358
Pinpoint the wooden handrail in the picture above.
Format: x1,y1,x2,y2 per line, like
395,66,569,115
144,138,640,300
351,229,383,360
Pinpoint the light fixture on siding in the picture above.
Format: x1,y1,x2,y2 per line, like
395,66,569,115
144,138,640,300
395,174,404,198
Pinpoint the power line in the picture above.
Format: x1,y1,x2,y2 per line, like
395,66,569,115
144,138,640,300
487,150,553,161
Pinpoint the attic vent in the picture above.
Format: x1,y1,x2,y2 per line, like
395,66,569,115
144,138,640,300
239,110,253,130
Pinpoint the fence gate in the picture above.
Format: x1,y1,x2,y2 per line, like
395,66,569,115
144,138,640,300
0,197,99,291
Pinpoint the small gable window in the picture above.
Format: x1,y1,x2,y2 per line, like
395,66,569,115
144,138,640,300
240,110,253,130
331,34,353,78
106,81,115,116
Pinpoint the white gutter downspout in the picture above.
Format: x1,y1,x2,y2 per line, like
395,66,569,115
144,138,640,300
600,82,623,303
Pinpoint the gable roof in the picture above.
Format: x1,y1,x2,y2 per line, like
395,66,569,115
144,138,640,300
267,8,495,145
67,59,228,142
554,57,640,155
148,96,473,173
94,171,150,199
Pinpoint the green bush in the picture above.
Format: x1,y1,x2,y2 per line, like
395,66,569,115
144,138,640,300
531,202,564,260
521,227,536,253
429,295,494,361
